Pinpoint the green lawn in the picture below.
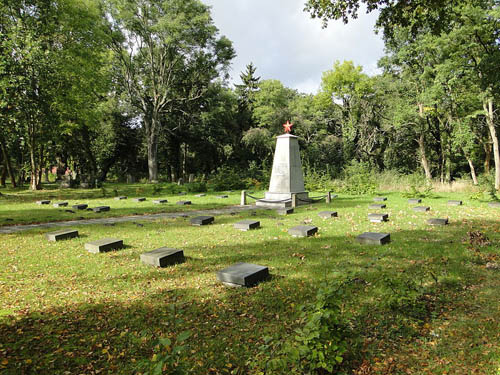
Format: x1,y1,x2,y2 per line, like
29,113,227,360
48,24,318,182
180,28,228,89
1,191,499,374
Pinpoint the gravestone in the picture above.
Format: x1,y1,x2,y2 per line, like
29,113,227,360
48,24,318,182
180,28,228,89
373,197,387,202
369,204,386,209
92,206,110,213
408,198,422,204
288,225,318,237
356,232,391,245
413,206,430,212
234,220,260,231
448,200,462,206
140,248,185,267
256,132,309,208
36,200,50,205
72,204,88,210
489,202,500,208
217,262,269,287
133,197,146,202
195,194,206,197
368,213,388,223
85,238,123,253
114,196,127,200
178,192,187,196
177,201,191,205
53,202,68,207
427,218,448,226
277,208,294,215
318,211,338,219
190,216,214,225
46,229,79,242
153,199,168,204
216,195,228,199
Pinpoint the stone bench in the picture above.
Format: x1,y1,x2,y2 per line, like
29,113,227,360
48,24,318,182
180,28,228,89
234,220,260,231
217,262,269,287
85,238,123,253
46,229,79,242
356,232,390,245
140,248,185,267
288,225,318,237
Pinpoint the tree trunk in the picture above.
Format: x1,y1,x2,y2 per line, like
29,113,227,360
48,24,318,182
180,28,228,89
484,99,500,190
30,147,40,190
147,115,159,183
0,135,16,188
417,103,432,180
465,153,478,185
484,143,491,174
0,165,5,187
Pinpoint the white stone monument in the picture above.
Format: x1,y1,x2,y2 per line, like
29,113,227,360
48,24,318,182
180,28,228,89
257,122,309,208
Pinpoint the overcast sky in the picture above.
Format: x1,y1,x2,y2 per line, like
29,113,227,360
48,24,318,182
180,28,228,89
202,0,385,94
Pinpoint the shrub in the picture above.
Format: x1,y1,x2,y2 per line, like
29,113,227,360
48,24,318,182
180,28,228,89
339,160,377,195
184,182,207,193
209,166,247,191
402,173,433,198
303,168,334,192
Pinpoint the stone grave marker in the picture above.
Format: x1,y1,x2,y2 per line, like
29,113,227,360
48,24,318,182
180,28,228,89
217,262,269,287
318,211,338,219
133,197,146,202
234,220,260,231
190,216,214,225
92,206,110,213
356,232,391,245
140,247,185,267
373,197,387,202
448,200,462,206
153,199,168,204
85,238,123,253
277,208,294,215
427,218,448,226
288,225,318,237
413,206,430,212
195,193,206,197
489,202,500,208
216,195,228,199
368,213,388,223
114,196,127,200
36,200,51,205
53,202,68,207
177,200,191,205
178,192,187,196
72,204,88,210
46,229,79,242
408,198,422,204
369,204,386,209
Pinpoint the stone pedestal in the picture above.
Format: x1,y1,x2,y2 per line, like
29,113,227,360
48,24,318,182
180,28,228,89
256,134,309,208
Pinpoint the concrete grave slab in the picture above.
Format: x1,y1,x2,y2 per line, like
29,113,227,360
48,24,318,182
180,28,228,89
413,206,430,212
36,200,50,205
133,197,146,202
356,232,391,245
140,247,185,267
217,262,269,287
92,206,110,213
216,195,228,199
177,201,191,205
448,200,462,206
190,216,214,225
373,197,387,202
318,211,338,219
46,229,79,242
153,199,168,204
85,238,123,253
488,202,500,208
53,202,68,207
178,192,187,196
277,208,294,215
427,218,448,226
288,225,318,237
368,213,388,223
115,196,127,200
369,204,386,209
408,198,422,204
195,194,206,197
72,204,88,210
234,220,260,231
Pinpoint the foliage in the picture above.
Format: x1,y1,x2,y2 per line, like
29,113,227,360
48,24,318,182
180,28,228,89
303,168,334,192
403,173,434,198
339,160,377,195
209,166,248,191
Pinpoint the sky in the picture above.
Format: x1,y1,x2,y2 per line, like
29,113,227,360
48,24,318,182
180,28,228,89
202,0,386,94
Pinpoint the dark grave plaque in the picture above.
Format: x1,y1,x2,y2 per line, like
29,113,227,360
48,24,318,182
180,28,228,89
65,210,75,213
373,197,387,202
234,220,260,231
413,206,430,212
85,238,123,253
36,200,50,205
133,197,146,202
448,200,462,206
140,248,185,267
177,200,191,205
288,225,318,237
114,196,127,200
368,213,388,223
178,192,187,196
216,195,228,199
318,211,337,219
153,199,168,204
92,206,110,213
369,204,386,209
356,232,390,245
408,198,422,204
488,202,500,208
46,229,79,242
427,218,448,226
190,216,214,225
277,208,294,215
53,202,68,207
195,194,206,197
217,262,269,287
72,204,88,210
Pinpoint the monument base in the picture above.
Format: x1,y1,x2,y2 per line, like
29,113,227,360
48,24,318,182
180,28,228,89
256,192,309,208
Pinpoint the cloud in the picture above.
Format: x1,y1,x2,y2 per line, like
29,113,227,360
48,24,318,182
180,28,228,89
203,0,385,94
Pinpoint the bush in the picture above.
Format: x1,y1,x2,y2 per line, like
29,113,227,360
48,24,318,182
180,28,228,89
303,168,334,192
209,166,248,191
402,173,433,198
339,160,377,195
184,182,207,193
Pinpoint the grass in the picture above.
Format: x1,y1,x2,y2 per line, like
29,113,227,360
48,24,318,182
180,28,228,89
1,189,500,374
